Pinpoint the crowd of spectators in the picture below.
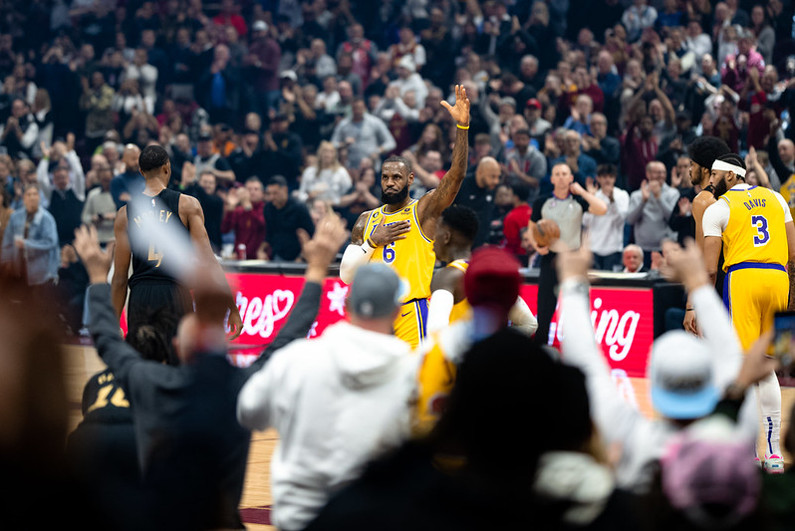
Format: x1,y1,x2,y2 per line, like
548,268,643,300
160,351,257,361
6,0,795,270
2,0,795,279
2,1,795,529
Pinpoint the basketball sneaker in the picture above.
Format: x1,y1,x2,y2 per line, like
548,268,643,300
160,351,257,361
764,454,785,474
754,457,761,468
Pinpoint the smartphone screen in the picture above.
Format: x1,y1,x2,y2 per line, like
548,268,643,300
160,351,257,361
772,311,795,366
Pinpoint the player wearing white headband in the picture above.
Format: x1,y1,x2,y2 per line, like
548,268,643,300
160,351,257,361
702,152,795,473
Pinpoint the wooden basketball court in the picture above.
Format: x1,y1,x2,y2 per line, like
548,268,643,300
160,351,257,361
64,343,795,531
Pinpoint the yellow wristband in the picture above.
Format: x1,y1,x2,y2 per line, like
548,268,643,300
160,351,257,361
366,237,378,249
456,123,470,130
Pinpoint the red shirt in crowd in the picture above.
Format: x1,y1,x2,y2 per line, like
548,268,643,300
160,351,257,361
503,203,532,257
221,201,266,259
213,14,248,38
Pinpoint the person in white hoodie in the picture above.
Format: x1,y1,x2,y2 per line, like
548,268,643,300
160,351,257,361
556,238,759,493
237,262,419,531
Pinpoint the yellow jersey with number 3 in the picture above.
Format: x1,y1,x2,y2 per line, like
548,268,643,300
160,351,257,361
719,186,788,270
363,200,436,302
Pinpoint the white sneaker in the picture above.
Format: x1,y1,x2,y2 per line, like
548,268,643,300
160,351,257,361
764,454,785,474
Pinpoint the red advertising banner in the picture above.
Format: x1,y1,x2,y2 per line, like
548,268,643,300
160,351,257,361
120,272,654,377
517,285,655,378
221,273,654,377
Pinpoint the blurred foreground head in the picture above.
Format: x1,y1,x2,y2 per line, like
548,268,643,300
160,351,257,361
0,273,68,469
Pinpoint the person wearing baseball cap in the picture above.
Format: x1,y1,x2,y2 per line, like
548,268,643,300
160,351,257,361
555,238,760,493
415,245,537,434
523,98,552,149
238,261,420,531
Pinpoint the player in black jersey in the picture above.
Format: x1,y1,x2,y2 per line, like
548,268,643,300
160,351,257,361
111,145,243,355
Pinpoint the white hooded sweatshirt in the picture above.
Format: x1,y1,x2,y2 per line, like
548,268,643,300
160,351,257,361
237,321,419,531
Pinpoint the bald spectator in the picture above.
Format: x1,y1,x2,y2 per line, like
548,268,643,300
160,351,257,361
621,244,647,273
331,98,396,172
626,161,679,268
519,55,543,91
454,157,502,248
110,145,144,209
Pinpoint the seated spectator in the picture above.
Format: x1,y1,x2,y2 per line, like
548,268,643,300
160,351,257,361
110,144,144,209
222,176,266,260
584,164,629,271
621,243,647,273
295,141,352,206
627,161,679,268
260,175,315,262
81,160,115,246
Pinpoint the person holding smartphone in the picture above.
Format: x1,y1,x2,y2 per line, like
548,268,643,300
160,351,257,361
701,152,795,473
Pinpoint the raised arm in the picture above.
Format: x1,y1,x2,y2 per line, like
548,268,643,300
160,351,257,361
416,85,470,237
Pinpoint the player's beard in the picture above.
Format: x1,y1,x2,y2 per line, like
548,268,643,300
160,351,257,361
712,177,728,199
381,184,409,205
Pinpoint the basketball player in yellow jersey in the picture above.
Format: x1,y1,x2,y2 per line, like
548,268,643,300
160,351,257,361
702,153,795,473
425,204,537,334
413,247,525,434
340,85,471,349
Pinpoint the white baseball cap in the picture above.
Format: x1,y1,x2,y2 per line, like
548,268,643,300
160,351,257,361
648,331,720,420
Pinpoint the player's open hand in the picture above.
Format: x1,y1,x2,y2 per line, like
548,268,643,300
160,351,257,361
370,216,411,247
73,225,115,284
440,84,470,127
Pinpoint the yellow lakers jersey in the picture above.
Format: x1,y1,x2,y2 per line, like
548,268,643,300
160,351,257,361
413,323,471,436
363,200,436,301
721,186,788,270
446,259,472,324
